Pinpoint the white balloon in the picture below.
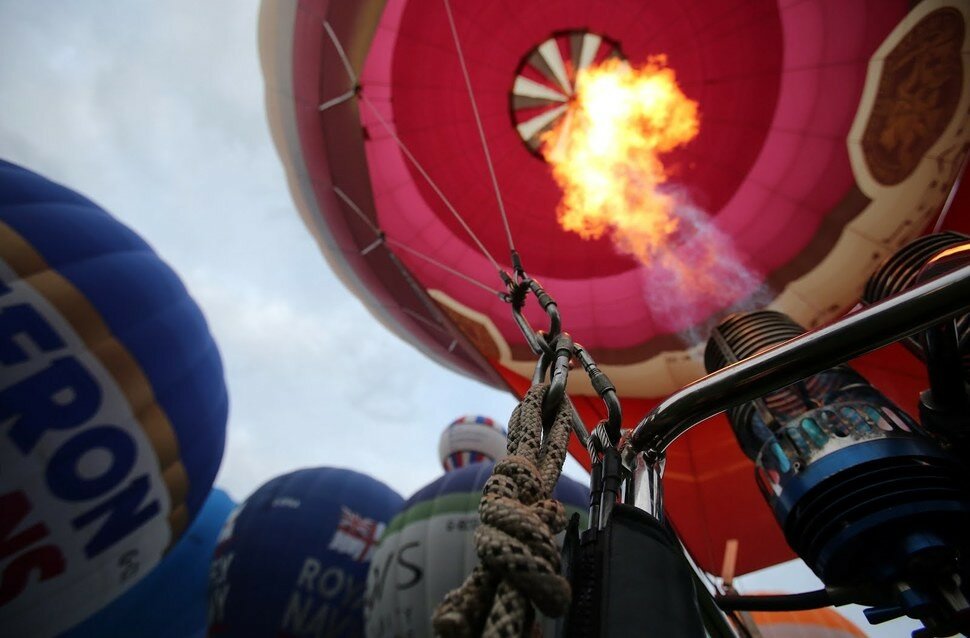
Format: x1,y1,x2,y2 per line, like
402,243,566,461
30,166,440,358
437,415,508,471
365,463,589,637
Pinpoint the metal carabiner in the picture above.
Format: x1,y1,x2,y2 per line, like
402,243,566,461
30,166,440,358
506,273,562,357
574,342,623,446
531,342,554,386
541,332,574,429
528,278,562,342
500,259,610,455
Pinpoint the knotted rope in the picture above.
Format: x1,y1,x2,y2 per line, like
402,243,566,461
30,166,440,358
433,384,573,638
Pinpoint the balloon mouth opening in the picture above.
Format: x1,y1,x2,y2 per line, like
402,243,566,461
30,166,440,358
509,29,625,160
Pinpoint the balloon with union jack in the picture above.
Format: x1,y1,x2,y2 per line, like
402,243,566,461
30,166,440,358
207,468,403,638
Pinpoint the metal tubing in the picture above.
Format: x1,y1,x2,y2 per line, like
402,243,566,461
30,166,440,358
629,452,665,520
628,264,970,456
923,320,967,410
917,244,970,412
575,342,624,441
569,406,592,449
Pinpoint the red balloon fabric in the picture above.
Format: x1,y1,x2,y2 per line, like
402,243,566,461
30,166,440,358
260,0,970,573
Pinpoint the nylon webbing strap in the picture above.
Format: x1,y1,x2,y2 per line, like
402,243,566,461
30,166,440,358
433,384,574,637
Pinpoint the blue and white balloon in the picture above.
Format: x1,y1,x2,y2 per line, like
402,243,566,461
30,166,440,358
208,468,404,637
0,161,228,636
63,488,236,637
365,462,589,637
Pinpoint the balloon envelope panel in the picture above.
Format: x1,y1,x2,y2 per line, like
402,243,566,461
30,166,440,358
365,462,589,637
0,160,228,636
62,488,236,638
208,467,404,637
262,0,970,399
261,0,970,575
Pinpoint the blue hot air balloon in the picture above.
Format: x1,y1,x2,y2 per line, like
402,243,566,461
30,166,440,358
365,462,590,637
208,467,405,637
62,487,237,638
0,160,228,636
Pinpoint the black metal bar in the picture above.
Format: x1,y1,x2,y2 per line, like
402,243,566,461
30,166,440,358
529,279,561,340
923,320,967,411
569,405,592,450
512,298,550,356
542,333,574,428
716,589,840,612
575,343,623,444
916,244,970,415
628,264,970,456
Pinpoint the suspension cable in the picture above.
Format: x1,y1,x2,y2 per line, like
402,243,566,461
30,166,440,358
934,149,969,233
319,22,360,112
387,238,506,297
322,21,357,85
442,0,516,255
357,95,505,274
332,185,505,298
320,19,507,278
401,306,454,335
332,185,380,234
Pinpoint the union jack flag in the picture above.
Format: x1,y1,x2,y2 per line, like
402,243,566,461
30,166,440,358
327,506,385,562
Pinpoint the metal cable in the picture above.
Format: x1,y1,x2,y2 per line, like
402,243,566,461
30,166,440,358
332,185,504,297
934,150,970,233
387,238,506,297
319,16,507,278
322,21,357,84
332,185,381,234
442,0,516,255
358,93,505,274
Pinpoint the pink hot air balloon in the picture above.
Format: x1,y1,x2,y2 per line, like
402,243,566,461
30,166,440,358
259,0,970,575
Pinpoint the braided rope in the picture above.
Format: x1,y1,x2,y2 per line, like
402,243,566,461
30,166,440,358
433,384,574,638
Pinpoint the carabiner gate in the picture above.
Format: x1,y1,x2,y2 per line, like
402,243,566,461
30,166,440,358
541,332,574,429
575,343,623,446
506,272,562,358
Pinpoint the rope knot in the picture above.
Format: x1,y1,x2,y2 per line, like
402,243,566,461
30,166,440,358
476,456,569,616
433,384,575,638
490,455,542,503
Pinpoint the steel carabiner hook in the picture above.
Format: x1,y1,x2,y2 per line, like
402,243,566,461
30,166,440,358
541,332,574,429
500,256,618,454
575,342,623,446
506,274,562,358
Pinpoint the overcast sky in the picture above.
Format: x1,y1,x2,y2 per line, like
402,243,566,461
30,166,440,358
0,2,918,635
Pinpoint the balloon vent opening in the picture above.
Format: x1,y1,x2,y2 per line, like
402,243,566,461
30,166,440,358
510,30,623,157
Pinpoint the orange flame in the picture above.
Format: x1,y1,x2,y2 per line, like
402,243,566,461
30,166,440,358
543,56,700,264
